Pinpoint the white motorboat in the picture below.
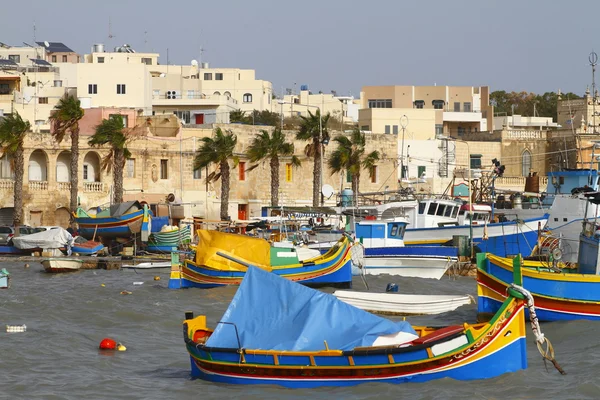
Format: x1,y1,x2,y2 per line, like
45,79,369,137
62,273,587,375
41,258,83,273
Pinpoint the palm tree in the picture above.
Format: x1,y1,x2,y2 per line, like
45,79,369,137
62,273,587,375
49,94,84,212
194,128,238,221
246,127,300,207
328,128,380,195
88,115,134,204
0,112,30,225
296,110,330,207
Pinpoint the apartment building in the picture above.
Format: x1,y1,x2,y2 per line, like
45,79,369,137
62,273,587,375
36,41,80,63
277,88,359,123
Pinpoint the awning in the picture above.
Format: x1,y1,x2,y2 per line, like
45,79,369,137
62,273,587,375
0,76,20,81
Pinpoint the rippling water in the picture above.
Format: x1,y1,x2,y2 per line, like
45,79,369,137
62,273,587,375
1,262,596,399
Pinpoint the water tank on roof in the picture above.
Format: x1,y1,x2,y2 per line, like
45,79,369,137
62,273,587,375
92,44,104,53
201,62,209,69
300,84,308,91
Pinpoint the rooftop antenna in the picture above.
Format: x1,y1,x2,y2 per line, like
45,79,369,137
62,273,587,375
108,16,116,47
33,20,36,43
144,30,148,50
590,51,598,134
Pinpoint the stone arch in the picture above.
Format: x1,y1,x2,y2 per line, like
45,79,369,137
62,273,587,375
28,149,48,181
213,91,221,96
56,151,71,182
224,91,231,98
83,151,101,182
54,207,71,228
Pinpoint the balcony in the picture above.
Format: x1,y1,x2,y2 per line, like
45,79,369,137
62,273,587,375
29,181,48,191
57,182,71,191
83,182,104,193
0,179,14,190
443,111,483,123
152,93,237,107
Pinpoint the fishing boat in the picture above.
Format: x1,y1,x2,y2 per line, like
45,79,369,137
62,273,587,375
182,261,560,388
72,237,104,255
332,291,473,316
74,201,152,242
41,258,84,273
121,261,171,269
0,268,9,288
168,229,353,289
147,224,191,253
12,227,74,253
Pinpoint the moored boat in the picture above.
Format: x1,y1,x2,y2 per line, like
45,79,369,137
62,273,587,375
183,261,559,388
333,290,473,315
74,201,152,242
72,236,104,255
41,258,83,273
147,224,191,253
169,229,353,289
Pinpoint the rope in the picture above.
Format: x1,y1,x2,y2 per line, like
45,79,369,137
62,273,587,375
508,283,566,375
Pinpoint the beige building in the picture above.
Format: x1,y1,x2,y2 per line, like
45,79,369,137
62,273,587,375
36,42,80,64
277,89,359,123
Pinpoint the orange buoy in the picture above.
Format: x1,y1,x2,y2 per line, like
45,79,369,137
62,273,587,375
99,338,117,350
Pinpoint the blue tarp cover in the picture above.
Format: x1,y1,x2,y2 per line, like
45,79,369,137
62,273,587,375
205,266,416,351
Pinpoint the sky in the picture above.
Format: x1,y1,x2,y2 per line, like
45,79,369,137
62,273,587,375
4,0,600,98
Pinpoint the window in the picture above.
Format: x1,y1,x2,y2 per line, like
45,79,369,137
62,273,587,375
418,202,426,214
204,73,212,80
174,110,190,124
470,154,482,169
444,206,453,217
427,203,437,215
390,225,398,236
62,55,67,62
215,73,223,80
360,125,369,131
435,124,443,136
370,166,377,183
187,90,196,99
83,164,88,180
0,83,9,95
38,97,48,104
88,84,97,94
193,167,202,180
414,100,425,109
464,102,472,112
482,110,487,118
436,205,446,216
243,93,253,103
432,100,444,109
385,125,391,134
97,57,105,63
160,159,168,179
153,89,160,98
126,159,135,178
51,55,57,62
346,170,352,183
367,99,392,108
213,91,221,96
239,162,246,181
418,166,426,179
286,163,293,182
457,127,466,135
454,102,460,112
117,84,126,94
393,125,398,135
141,57,152,65
224,91,231,98
522,150,532,177
452,207,459,218
8,55,20,63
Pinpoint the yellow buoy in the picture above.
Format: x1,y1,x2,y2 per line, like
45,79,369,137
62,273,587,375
101,284,105,287
117,343,127,351
154,276,161,281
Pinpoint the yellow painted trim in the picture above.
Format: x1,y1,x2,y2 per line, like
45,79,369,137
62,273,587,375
309,355,316,366
388,354,394,364
348,356,355,366
273,354,279,366
487,254,600,283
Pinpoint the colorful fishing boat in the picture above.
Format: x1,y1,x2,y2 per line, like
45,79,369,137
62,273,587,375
168,229,353,289
72,237,104,255
182,261,560,388
74,202,152,242
147,225,191,253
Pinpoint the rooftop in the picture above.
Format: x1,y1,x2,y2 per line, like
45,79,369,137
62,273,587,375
36,41,75,53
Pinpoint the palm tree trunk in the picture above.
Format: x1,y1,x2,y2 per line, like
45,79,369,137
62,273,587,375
270,155,279,207
220,160,230,221
69,125,79,212
312,137,321,207
13,147,24,226
352,172,360,199
113,148,124,204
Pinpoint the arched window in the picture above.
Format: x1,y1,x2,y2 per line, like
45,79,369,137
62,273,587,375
213,91,221,96
522,150,532,176
243,93,252,103
224,91,231,98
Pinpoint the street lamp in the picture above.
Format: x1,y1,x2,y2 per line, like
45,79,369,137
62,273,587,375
399,115,409,185
278,100,325,206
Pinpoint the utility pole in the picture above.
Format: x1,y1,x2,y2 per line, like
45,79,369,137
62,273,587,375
590,51,598,134
399,115,409,185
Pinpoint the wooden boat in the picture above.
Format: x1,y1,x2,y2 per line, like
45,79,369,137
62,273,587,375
121,261,171,269
41,258,83,273
182,261,554,388
0,268,9,288
72,237,104,255
333,291,473,316
74,201,152,242
168,230,353,289
147,225,191,253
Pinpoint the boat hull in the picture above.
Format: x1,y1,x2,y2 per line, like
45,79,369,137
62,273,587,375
477,253,600,321
361,257,452,279
41,258,83,273
185,298,527,387
333,291,472,315
0,276,8,288
76,209,145,239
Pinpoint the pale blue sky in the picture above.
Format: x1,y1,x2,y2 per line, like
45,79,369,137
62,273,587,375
5,0,600,97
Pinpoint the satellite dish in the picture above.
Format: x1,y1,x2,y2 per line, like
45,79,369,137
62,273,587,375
321,184,334,198
166,193,176,203
191,59,198,66
44,41,50,48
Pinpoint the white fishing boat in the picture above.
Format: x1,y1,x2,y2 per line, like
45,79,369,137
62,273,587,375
333,290,473,316
121,261,171,269
41,258,83,273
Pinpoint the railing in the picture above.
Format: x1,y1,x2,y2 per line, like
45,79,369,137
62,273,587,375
29,181,48,191
0,179,14,190
494,176,548,189
83,181,104,192
57,181,71,191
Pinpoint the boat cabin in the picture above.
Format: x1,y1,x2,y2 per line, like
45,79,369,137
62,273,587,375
355,217,408,248
457,204,491,226
415,199,462,228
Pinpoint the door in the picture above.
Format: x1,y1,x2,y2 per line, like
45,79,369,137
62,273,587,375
29,211,42,227
195,113,204,124
237,204,247,220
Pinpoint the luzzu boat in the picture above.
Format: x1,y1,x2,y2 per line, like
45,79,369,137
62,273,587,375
182,261,555,388
168,229,353,289
74,201,152,242
147,225,191,253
